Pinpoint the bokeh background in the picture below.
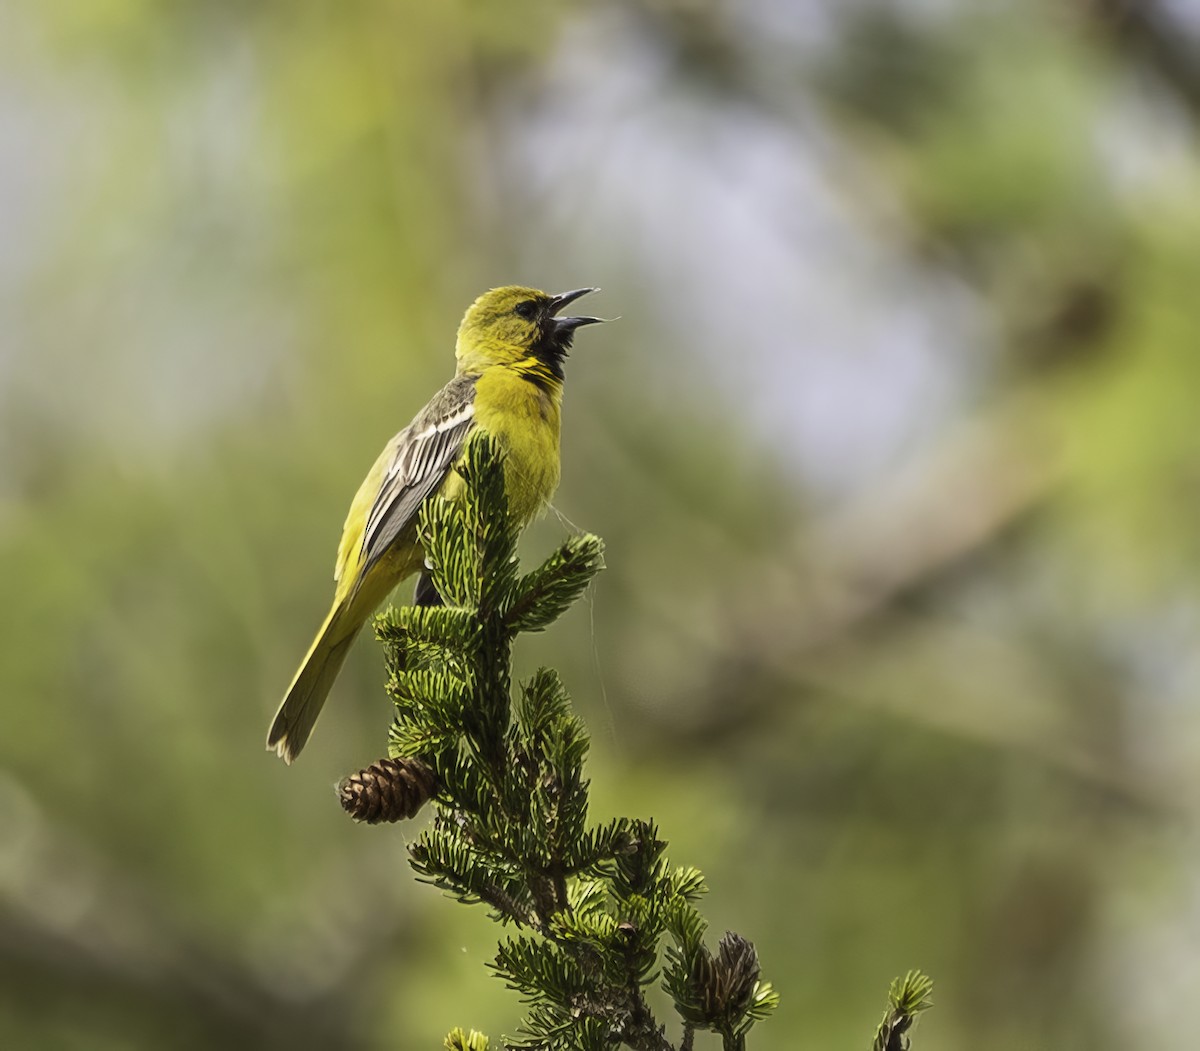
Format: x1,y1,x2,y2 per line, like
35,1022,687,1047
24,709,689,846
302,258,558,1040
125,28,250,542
3,1,1200,1047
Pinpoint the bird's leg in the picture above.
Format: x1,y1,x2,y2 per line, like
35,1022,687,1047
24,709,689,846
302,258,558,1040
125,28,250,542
412,569,444,608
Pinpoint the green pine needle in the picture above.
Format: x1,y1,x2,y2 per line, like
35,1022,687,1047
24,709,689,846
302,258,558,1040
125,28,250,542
444,1028,490,1051
872,971,934,1051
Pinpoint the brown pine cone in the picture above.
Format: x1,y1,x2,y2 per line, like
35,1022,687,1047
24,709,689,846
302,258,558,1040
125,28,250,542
338,757,437,823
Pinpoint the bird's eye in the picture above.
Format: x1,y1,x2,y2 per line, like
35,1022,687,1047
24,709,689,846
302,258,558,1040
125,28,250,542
514,300,537,319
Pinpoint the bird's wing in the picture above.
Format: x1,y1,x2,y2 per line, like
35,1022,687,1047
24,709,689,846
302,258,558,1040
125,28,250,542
335,375,477,586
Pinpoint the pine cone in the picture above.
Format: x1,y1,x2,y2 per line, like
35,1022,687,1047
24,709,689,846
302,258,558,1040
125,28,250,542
338,757,437,823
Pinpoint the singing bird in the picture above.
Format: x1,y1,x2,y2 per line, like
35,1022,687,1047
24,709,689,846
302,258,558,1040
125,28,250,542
267,286,604,763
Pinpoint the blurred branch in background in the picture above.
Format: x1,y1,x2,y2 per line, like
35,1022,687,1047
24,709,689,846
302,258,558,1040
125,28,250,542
0,774,369,1049
620,387,1167,811
1086,0,1200,119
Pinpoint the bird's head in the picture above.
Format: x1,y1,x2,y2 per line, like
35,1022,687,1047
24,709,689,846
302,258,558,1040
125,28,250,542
455,285,603,379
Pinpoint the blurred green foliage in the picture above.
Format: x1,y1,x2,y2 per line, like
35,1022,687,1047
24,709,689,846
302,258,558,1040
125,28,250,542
2,1,1200,1048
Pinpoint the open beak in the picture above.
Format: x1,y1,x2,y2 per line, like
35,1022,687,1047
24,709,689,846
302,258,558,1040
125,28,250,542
548,287,604,334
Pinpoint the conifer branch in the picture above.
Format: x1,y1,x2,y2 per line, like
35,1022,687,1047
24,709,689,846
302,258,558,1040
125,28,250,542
342,432,927,1047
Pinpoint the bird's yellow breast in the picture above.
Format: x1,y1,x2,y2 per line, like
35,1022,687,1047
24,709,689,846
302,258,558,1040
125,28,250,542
467,365,562,525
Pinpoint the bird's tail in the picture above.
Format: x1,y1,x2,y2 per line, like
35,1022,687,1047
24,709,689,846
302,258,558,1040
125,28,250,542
267,605,361,764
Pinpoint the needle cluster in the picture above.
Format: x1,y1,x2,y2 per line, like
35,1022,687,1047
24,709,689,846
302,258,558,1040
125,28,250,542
871,971,935,1051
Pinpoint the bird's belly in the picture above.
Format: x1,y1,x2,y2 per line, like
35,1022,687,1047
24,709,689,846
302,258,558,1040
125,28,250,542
471,372,562,525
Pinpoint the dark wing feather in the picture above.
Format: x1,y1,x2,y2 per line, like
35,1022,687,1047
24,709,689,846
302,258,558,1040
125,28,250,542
359,376,477,574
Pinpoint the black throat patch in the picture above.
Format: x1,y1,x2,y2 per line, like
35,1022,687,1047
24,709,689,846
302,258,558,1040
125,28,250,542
531,323,574,381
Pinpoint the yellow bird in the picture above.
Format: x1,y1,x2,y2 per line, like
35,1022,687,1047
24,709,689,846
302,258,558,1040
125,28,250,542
267,286,604,763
